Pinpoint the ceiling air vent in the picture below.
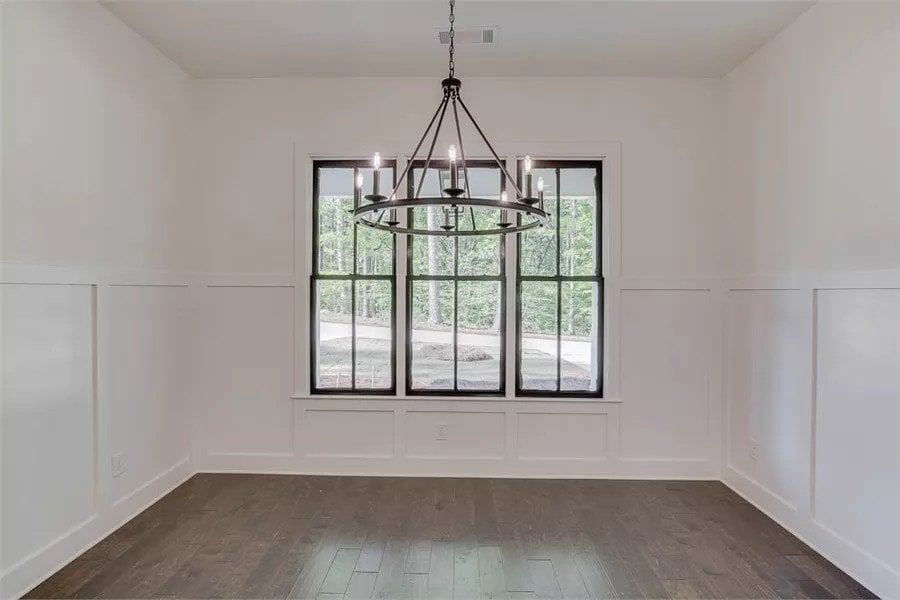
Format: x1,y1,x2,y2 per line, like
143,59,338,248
437,26,497,45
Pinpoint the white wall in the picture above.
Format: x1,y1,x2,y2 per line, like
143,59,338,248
723,3,900,598
1,2,196,598
191,76,727,481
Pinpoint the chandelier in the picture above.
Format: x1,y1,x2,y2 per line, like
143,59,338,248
353,0,549,237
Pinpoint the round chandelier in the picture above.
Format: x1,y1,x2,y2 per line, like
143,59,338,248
353,0,549,237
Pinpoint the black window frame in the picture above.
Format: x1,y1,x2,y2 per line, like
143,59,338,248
515,159,604,398
310,159,398,395
405,159,507,396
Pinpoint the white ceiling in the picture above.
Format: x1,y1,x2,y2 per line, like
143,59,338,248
102,0,813,79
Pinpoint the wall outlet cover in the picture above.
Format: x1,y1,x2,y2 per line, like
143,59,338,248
111,452,126,477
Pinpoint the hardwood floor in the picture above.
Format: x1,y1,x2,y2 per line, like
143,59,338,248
26,474,875,599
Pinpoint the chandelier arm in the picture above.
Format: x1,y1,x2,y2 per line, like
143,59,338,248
354,197,548,236
450,97,477,230
414,93,451,200
388,95,449,202
455,95,524,198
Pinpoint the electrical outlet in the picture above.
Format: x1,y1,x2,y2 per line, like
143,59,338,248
111,452,126,477
749,439,760,461
436,422,448,441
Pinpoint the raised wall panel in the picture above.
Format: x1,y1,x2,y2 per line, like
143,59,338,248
107,285,191,504
619,289,710,460
517,413,607,460
815,289,900,572
0,284,95,572
727,289,810,509
301,410,394,458
201,287,294,456
405,411,505,459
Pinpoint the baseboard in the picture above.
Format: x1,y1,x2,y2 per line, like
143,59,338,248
0,457,193,600
723,468,900,600
199,451,716,480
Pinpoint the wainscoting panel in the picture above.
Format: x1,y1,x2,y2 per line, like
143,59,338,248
405,411,505,459
517,412,608,460
200,286,295,456
107,285,192,505
726,289,810,512
299,409,395,458
0,283,96,575
618,289,712,461
814,289,900,573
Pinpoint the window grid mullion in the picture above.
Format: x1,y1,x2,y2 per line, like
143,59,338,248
350,167,358,391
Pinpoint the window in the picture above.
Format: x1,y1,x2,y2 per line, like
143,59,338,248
406,161,506,395
310,158,603,398
311,160,397,394
516,160,603,396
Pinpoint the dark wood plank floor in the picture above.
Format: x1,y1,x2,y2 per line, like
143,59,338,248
27,474,875,599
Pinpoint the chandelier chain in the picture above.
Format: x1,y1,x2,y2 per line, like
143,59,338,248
448,0,455,77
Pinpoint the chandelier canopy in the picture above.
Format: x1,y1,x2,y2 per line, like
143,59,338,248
353,0,549,237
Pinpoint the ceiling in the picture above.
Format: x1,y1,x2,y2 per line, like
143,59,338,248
102,0,813,79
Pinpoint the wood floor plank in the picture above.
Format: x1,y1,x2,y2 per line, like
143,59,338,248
501,540,535,593
548,546,591,600
372,538,410,600
454,541,482,600
572,545,618,600
345,571,377,600
405,539,433,574
26,475,874,600
427,541,455,600
320,548,362,595
528,559,562,600
478,545,509,600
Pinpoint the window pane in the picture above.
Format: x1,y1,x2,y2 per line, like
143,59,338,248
560,281,600,391
410,280,455,390
315,279,352,388
559,169,597,276
355,280,392,389
317,168,354,275
357,225,393,275
519,167,557,276
520,280,558,391
458,207,501,276
411,206,454,275
457,281,502,390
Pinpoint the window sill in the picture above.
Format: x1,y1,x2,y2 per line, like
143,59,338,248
292,393,620,404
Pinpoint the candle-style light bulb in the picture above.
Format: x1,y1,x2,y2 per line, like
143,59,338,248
500,191,509,227
537,176,545,211
501,191,508,203
448,145,458,189
354,172,363,209
525,155,533,198
372,152,382,195
387,193,397,225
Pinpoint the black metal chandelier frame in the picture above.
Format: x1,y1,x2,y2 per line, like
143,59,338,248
352,0,549,237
